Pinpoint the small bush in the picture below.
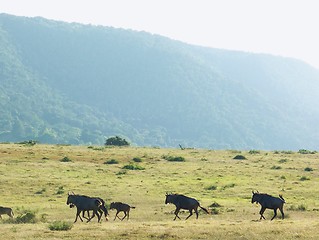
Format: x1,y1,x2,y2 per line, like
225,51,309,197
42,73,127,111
163,155,185,162
116,170,127,175
122,164,145,170
35,188,46,194
278,159,288,163
133,157,142,162
271,165,282,170
304,167,313,172
60,157,72,162
56,186,65,195
300,176,310,181
248,150,260,154
49,221,73,231
104,159,119,164
288,204,307,211
298,149,317,154
233,155,246,160
5,210,39,224
206,185,217,191
16,140,38,146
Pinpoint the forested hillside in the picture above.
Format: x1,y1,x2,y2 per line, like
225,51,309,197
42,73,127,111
1,13,319,149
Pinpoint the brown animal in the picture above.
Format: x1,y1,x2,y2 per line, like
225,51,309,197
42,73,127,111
0,206,14,219
109,202,135,221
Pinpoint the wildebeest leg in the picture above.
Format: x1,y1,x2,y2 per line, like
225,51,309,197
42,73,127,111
75,208,83,223
185,209,193,220
195,207,199,219
121,211,127,221
127,210,130,220
174,207,181,220
114,210,121,221
82,210,90,220
259,207,266,220
271,209,277,221
279,207,284,219
96,210,102,222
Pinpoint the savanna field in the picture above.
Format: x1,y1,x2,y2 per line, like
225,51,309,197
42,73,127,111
0,143,319,239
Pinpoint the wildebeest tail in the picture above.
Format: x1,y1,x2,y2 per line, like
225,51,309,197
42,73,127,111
131,206,136,209
200,206,209,214
279,195,286,203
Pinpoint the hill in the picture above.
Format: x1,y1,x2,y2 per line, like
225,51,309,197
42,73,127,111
1,13,319,149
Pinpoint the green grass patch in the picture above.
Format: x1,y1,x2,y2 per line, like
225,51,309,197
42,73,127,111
48,221,73,231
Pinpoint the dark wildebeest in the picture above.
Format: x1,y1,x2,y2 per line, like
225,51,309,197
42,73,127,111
80,197,108,221
109,202,135,221
251,191,285,220
69,197,108,222
0,206,14,219
165,193,209,220
66,193,105,223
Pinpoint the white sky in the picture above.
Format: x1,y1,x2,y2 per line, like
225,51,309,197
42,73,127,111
1,0,319,69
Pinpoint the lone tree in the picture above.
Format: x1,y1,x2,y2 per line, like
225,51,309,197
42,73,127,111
105,136,130,146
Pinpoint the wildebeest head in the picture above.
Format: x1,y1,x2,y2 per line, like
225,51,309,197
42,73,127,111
165,193,175,204
251,191,260,204
66,192,75,205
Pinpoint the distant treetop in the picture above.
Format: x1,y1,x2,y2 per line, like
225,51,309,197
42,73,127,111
105,136,130,146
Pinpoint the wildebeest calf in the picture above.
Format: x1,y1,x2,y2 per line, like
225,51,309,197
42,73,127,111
0,206,14,219
109,202,135,221
251,191,285,220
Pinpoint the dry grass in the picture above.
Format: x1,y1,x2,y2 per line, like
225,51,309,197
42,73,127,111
0,143,319,239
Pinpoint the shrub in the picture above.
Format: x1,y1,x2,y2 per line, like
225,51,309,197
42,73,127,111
248,150,260,154
60,156,72,162
105,136,130,146
300,176,310,181
104,159,119,164
122,164,145,170
163,155,185,162
56,186,65,195
304,167,313,172
133,157,142,162
49,221,73,231
206,185,217,191
233,155,246,160
16,140,38,146
298,149,317,154
5,210,39,224
271,165,282,170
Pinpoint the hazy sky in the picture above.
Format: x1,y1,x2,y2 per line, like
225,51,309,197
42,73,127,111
1,0,319,69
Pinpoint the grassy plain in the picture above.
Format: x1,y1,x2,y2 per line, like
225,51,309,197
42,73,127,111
0,143,319,239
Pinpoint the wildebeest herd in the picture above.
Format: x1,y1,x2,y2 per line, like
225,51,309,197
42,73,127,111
0,191,285,223
64,191,285,223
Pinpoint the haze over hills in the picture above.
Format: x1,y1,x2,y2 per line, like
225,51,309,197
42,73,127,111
1,13,319,150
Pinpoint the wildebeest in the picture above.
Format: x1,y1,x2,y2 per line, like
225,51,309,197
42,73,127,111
0,206,14,219
109,202,135,221
165,193,209,220
69,198,108,222
66,193,105,223
251,191,285,220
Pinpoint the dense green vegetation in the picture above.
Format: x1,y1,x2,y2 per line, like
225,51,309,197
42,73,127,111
1,13,319,149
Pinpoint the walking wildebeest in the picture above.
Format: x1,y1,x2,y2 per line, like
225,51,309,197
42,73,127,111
0,206,14,219
109,202,135,221
77,197,108,221
69,198,108,222
251,191,285,220
66,193,105,223
165,193,209,220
